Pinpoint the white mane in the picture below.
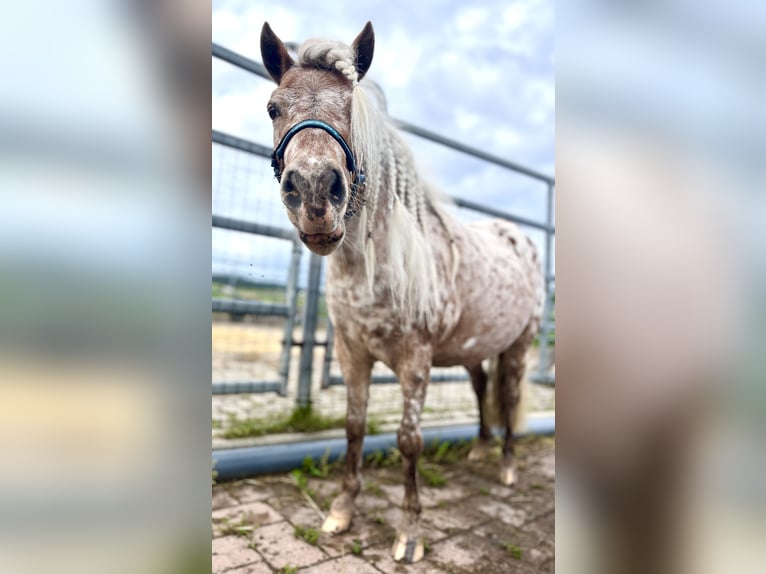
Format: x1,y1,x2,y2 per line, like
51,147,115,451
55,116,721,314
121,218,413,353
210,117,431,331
298,39,455,328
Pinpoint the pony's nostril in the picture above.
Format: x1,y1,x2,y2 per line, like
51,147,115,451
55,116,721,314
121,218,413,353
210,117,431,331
282,171,302,210
328,168,346,207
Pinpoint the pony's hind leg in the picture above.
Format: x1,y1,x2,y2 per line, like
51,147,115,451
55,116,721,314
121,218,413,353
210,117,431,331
321,336,373,535
498,322,535,486
466,363,492,461
391,347,431,563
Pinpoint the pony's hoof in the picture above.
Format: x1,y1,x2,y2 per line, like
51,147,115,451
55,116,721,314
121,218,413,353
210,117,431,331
468,441,490,461
499,464,517,486
321,511,351,534
392,533,424,563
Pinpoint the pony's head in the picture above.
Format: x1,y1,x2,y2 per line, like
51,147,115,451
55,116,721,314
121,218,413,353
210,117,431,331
260,22,375,255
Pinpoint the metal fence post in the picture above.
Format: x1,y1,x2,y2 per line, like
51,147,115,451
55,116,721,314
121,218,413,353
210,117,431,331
535,183,555,383
320,319,335,389
297,252,323,407
277,239,302,396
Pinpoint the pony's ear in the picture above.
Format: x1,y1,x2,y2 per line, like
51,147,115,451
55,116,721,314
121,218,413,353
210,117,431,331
260,22,294,84
352,22,375,81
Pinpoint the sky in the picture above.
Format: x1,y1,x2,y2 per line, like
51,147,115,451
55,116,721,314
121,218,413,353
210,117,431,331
211,0,555,284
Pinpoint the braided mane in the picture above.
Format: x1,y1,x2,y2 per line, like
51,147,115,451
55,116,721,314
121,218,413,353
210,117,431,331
297,39,456,326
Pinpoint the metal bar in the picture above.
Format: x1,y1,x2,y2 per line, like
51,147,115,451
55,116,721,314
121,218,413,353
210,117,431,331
212,43,271,80
212,381,283,395
395,119,555,185
213,413,555,480
212,215,297,242
212,43,554,186
297,253,323,407
327,372,471,386
277,241,302,396
213,129,272,158
535,182,555,379
212,298,289,317
452,197,554,234
320,319,335,389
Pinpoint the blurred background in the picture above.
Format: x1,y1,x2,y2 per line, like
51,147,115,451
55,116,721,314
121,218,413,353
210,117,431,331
557,1,765,573
0,0,210,573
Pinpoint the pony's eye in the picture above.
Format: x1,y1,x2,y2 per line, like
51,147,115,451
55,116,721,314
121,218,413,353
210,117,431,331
267,103,280,120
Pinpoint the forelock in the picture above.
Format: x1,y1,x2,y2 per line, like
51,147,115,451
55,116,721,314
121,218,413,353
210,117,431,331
297,39,358,85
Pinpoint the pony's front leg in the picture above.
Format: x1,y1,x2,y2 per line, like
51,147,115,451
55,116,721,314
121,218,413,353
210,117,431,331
321,339,373,535
391,352,431,564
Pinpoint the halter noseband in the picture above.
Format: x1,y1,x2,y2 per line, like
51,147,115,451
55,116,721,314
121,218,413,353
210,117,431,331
271,119,366,221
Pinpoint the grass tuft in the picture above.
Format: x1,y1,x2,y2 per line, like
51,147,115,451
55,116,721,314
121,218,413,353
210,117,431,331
294,525,320,546
504,542,522,559
222,406,345,439
351,538,363,556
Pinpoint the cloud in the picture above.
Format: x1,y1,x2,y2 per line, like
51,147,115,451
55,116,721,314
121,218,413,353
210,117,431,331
212,0,554,280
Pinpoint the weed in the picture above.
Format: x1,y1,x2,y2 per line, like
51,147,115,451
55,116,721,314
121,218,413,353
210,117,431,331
301,450,331,478
504,542,522,559
365,449,385,467
290,469,316,499
432,440,451,463
351,538,363,556
418,461,447,487
424,439,472,464
479,487,490,496
530,482,545,490
294,525,320,546
366,482,384,497
381,447,401,467
373,516,386,525
218,517,254,537
367,419,382,435
222,406,346,439
280,566,298,574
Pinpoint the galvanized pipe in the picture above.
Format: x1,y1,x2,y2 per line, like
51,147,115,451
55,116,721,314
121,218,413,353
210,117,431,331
213,413,555,480
296,253,323,407
277,241,303,396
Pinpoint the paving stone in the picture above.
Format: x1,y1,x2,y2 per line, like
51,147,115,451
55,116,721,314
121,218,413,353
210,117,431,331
229,479,274,504
369,553,451,574
420,503,485,534
429,533,538,574
225,563,273,574
536,452,555,479
212,436,554,574
213,489,240,511
250,521,326,570
318,514,394,558
286,505,324,530
475,498,529,527
213,502,285,537
212,536,262,573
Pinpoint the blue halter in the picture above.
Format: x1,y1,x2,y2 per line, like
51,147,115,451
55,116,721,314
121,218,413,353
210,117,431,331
271,119,366,220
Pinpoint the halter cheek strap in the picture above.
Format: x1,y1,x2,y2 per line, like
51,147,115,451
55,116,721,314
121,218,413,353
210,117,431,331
270,119,366,221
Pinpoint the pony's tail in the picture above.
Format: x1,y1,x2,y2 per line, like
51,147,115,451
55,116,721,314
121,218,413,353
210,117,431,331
482,346,529,434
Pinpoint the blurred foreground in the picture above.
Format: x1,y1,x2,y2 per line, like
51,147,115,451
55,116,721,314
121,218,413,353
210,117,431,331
0,1,210,573
557,1,765,573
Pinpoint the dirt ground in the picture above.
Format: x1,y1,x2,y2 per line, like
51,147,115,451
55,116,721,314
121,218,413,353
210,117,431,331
213,435,554,573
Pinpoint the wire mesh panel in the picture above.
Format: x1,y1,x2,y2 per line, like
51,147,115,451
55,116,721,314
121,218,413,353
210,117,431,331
211,46,554,444
212,142,300,396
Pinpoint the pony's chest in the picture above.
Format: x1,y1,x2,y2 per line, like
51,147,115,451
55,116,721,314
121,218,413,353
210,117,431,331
326,277,393,330
325,276,413,361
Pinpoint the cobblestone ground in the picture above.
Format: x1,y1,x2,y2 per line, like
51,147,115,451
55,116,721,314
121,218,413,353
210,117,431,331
212,436,554,573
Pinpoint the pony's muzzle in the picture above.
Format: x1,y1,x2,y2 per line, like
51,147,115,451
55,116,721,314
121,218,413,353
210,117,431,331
281,165,347,213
